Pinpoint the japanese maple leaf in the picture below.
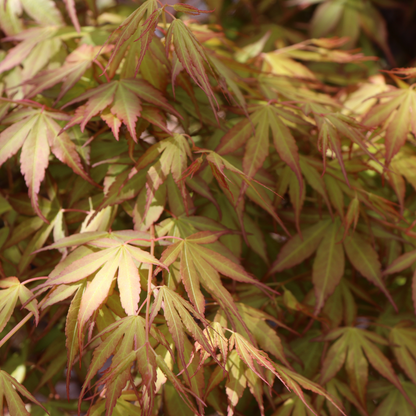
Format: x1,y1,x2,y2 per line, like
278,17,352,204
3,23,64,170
0,107,96,221
389,322,416,386
0,26,60,75
62,78,181,141
369,380,416,416
0,276,39,333
270,221,396,313
200,150,289,235
229,332,346,416
166,19,227,119
23,44,112,103
363,86,416,166
102,0,161,79
0,370,47,416
320,327,410,409
78,316,161,416
158,231,272,329
383,248,416,313
216,102,306,184
36,231,167,337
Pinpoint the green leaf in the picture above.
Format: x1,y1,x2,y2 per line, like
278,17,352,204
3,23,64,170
270,220,331,274
343,232,396,310
312,220,345,313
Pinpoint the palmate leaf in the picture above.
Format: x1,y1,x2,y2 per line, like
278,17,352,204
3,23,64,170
102,0,159,79
308,103,383,183
270,221,395,311
369,380,416,416
132,133,193,186
150,286,218,375
236,303,291,368
24,44,111,103
320,327,410,408
0,108,96,221
36,233,166,337
389,322,416,386
230,333,346,416
325,378,369,416
196,149,288,233
166,19,225,118
343,231,396,310
79,316,157,416
363,87,416,166
0,26,63,75
217,103,304,184
0,277,39,333
0,370,48,416
269,219,331,275
312,219,345,314
62,78,181,140
272,393,316,416
383,247,416,312
158,231,271,319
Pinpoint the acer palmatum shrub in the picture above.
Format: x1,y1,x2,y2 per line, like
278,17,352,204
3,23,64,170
1,0,416,415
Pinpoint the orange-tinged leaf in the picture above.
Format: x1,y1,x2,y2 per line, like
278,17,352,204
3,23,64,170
24,44,106,101
166,19,221,117
0,277,39,332
63,0,80,32
41,247,119,287
180,244,205,316
44,114,97,188
384,91,413,165
343,232,396,310
313,220,345,314
363,92,404,128
343,196,360,239
136,343,158,416
173,3,212,15
152,286,216,370
71,82,118,132
20,116,50,222
103,0,158,77
216,118,252,155
111,82,142,142
0,281,20,334
0,115,37,167
78,249,121,335
118,246,141,316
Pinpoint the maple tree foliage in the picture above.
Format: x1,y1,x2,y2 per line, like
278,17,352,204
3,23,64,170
1,0,416,415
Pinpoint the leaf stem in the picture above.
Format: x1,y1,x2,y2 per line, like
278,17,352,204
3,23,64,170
125,235,182,245
21,277,48,285
0,297,48,350
145,225,155,343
